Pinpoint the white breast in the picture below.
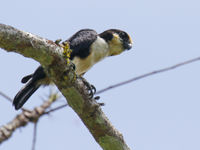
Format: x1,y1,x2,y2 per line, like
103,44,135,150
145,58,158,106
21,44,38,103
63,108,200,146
72,36,109,75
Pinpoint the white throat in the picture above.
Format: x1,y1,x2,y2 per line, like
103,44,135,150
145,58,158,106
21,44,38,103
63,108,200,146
90,36,109,62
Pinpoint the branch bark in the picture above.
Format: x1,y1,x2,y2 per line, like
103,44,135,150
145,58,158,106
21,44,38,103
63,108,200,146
0,93,59,144
0,23,130,150
96,56,200,94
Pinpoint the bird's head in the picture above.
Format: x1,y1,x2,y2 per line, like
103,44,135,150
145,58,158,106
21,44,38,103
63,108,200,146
99,29,133,56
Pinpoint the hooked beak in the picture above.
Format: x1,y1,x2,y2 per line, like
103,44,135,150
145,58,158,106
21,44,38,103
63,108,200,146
124,42,132,50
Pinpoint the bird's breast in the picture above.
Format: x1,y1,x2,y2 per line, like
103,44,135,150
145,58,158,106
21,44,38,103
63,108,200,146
72,36,109,75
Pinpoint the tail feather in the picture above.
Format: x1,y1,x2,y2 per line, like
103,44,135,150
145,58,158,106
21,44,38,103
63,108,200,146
21,74,33,83
13,79,40,110
13,66,46,110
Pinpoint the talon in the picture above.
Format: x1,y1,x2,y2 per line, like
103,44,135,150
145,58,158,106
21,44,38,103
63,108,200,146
87,85,94,98
98,102,105,106
91,85,96,94
94,96,100,100
79,77,95,99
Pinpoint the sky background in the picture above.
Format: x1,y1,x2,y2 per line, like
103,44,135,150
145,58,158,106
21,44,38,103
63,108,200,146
0,0,200,150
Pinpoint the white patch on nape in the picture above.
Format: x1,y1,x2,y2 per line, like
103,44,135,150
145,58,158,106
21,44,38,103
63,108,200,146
72,36,109,76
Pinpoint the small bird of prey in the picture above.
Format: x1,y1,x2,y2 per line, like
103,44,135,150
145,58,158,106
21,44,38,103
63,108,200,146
13,29,133,110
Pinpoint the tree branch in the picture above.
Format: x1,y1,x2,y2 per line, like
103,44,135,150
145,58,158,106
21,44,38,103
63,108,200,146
96,56,200,94
0,93,59,144
44,103,68,114
0,23,130,150
0,91,12,102
32,122,38,150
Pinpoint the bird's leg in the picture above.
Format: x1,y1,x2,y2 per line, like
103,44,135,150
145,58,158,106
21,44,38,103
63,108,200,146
78,77,97,99
78,77,103,106
94,96,100,100
94,96,104,106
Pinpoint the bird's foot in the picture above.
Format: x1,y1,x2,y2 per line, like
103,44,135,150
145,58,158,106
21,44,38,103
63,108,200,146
79,77,96,99
94,96,104,106
78,77,104,106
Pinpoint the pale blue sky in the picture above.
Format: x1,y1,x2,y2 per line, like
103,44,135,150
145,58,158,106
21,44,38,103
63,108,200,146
1,0,200,150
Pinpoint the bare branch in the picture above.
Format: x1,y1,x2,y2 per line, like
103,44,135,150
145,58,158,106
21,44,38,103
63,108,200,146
0,23,130,150
32,122,38,150
0,91,12,102
44,103,68,114
96,56,200,95
0,93,59,144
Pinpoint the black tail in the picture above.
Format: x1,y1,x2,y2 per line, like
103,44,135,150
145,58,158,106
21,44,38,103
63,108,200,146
13,79,40,110
13,66,46,110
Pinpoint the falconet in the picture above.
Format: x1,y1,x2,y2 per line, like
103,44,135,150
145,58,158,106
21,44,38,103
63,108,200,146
13,29,133,110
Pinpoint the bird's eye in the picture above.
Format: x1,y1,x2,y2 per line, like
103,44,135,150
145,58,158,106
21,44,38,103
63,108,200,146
119,32,125,37
119,32,128,41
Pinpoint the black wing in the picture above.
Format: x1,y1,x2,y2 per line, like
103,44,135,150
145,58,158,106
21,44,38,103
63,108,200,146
64,29,98,60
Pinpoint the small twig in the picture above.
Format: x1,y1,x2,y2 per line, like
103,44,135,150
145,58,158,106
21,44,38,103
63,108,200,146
0,91,12,102
32,122,38,150
0,93,59,144
96,56,200,94
0,91,29,110
44,104,68,114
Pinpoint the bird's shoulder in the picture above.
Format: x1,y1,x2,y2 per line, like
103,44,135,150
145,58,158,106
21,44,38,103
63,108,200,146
65,29,98,59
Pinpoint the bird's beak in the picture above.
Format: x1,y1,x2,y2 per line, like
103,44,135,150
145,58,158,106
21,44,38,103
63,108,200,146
124,42,132,50
126,35,133,50
127,43,132,50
